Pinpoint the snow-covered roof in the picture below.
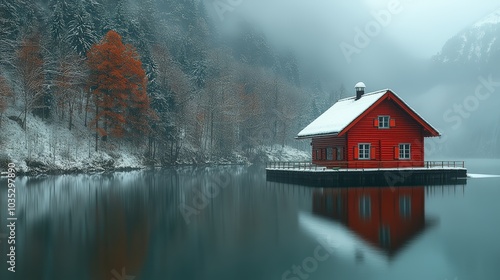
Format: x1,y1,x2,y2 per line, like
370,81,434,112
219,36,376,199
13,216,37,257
297,88,441,139
297,89,387,138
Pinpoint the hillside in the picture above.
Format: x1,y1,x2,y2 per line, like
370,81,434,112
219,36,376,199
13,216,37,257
430,9,500,158
0,0,314,172
434,9,500,71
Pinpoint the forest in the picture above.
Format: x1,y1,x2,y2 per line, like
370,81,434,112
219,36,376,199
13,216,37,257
0,0,344,166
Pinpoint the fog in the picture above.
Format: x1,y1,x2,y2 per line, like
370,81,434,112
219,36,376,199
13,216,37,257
211,0,497,82
207,0,500,157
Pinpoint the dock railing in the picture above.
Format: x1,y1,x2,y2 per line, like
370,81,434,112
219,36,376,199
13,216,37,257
266,161,322,170
266,161,465,171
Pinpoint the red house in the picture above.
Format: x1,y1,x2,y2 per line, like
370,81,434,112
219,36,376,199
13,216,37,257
297,83,441,168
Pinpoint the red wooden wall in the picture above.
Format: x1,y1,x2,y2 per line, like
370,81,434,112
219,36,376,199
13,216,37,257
311,135,346,166
346,98,424,168
310,97,426,168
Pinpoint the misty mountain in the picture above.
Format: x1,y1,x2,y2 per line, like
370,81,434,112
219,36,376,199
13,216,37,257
434,9,500,73
427,9,500,158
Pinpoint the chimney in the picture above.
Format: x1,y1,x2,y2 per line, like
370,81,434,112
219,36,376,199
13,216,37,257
355,82,366,100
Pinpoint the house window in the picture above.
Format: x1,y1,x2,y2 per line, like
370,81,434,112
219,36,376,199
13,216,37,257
399,196,411,218
358,144,371,160
399,144,411,159
359,195,371,219
337,147,343,160
326,147,333,160
315,149,320,160
378,116,390,128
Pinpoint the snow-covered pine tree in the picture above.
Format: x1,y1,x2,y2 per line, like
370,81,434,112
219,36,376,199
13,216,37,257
83,0,108,38
50,0,67,46
111,0,130,40
137,0,158,43
0,0,21,41
0,0,23,68
189,58,208,89
67,1,97,57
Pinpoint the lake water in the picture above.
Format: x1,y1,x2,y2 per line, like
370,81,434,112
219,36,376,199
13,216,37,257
1,159,500,280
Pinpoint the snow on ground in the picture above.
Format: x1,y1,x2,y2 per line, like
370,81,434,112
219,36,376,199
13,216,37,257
259,145,310,162
467,173,500,179
0,107,310,174
0,107,144,174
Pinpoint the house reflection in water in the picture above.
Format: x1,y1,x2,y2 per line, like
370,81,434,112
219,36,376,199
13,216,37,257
312,186,431,258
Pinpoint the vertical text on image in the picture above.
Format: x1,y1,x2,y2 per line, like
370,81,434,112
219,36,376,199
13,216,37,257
6,162,17,273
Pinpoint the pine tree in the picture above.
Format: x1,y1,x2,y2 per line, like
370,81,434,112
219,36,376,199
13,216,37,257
84,0,108,37
137,0,158,43
67,2,97,57
50,0,66,44
13,0,38,34
111,0,130,40
87,30,153,146
0,0,22,67
0,0,21,39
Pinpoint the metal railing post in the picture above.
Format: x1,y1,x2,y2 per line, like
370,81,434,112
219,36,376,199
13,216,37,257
268,160,466,171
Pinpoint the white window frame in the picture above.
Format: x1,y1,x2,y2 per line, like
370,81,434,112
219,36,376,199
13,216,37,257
358,143,371,160
399,143,411,159
378,115,390,129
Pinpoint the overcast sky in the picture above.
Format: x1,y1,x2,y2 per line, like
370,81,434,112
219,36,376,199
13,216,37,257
209,0,499,90
207,0,500,150
216,0,499,57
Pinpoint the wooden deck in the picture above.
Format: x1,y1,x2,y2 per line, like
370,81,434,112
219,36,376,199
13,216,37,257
266,161,467,187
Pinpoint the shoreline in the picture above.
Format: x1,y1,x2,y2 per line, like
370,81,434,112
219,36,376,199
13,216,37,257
2,160,254,177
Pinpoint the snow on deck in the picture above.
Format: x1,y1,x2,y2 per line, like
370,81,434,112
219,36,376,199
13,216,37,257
467,173,500,179
266,166,466,172
297,90,387,138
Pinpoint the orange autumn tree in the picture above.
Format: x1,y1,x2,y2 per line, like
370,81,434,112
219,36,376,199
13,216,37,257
87,30,152,146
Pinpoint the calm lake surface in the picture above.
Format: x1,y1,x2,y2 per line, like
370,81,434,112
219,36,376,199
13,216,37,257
1,159,500,280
